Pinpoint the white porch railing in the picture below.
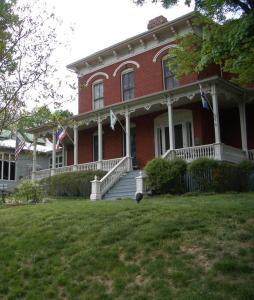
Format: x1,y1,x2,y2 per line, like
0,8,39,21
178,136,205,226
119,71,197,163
90,156,132,200
163,143,248,163
32,168,51,181
33,158,122,181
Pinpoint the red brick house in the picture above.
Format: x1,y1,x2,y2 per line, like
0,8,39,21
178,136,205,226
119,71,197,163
30,12,254,199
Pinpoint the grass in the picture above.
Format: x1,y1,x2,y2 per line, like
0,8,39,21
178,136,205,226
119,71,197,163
0,193,254,299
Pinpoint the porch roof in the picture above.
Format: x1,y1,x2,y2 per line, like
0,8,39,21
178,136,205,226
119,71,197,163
27,76,254,135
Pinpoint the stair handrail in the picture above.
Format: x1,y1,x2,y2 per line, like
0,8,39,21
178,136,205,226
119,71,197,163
90,156,132,200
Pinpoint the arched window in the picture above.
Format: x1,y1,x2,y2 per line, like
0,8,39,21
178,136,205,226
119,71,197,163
92,79,104,110
162,57,179,89
121,68,135,101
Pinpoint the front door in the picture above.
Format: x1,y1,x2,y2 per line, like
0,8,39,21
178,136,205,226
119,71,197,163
156,122,193,156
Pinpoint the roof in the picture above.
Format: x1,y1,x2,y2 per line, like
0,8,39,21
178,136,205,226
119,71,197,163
0,130,45,145
0,139,51,153
67,11,197,72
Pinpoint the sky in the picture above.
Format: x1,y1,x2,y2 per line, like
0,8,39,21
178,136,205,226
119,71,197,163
45,0,193,114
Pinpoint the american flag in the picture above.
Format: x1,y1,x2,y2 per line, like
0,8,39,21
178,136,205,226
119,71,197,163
15,134,26,160
56,128,67,149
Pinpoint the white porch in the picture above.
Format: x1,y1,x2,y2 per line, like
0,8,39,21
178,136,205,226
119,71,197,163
29,77,254,199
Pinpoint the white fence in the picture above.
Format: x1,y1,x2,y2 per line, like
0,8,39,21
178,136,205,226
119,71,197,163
33,158,122,181
163,143,247,163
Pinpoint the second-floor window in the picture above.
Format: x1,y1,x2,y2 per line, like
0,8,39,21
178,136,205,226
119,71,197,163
122,70,134,101
163,59,179,89
93,81,104,109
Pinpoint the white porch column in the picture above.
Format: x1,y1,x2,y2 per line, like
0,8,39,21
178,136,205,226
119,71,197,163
125,110,131,158
73,124,78,170
51,130,56,176
167,98,174,151
98,116,103,169
211,84,221,144
125,110,132,171
62,144,66,167
31,134,37,181
239,102,248,152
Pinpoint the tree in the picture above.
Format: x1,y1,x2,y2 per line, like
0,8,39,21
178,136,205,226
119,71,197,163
134,0,254,85
0,0,72,132
17,106,73,131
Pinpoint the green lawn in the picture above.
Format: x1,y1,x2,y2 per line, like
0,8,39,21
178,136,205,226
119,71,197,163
0,194,254,300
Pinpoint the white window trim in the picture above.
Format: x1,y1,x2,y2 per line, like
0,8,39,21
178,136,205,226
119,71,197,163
49,153,63,169
162,56,179,90
121,68,134,102
154,110,194,157
92,79,104,110
0,152,15,181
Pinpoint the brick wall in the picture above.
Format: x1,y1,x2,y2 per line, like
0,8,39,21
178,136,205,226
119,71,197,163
78,42,202,114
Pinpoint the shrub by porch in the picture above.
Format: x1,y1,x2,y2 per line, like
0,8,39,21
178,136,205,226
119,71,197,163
144,158,254,194
40,170,106,197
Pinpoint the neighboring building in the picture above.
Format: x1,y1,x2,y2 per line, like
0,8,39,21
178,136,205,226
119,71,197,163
29,12,254,199
0,130,63,190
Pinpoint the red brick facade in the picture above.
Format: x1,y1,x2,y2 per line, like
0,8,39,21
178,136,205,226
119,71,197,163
68,37,253,168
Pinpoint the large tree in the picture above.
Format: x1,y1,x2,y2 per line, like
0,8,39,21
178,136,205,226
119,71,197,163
134,0,254,85
0,0,70,132
17,106,73,131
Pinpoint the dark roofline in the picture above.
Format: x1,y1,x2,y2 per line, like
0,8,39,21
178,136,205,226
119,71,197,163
66,11,196,71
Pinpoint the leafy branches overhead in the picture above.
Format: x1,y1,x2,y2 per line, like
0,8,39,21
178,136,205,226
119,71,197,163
0,0,74,132
134,0,254,85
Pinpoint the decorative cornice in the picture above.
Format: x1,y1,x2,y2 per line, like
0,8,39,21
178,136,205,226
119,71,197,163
113,60,140,77
152,44,177,63
85,72,109,87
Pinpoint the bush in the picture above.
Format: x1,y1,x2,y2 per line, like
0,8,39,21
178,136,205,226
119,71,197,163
144,158,187,194
40,170,106,197
13,179,43,203
213,162,239,192
188,158,218,192
238,160,254,191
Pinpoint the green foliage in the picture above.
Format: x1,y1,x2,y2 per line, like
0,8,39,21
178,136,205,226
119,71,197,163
135,1,254,85
145,158,187,194
188,158,218,192
17,106,73,130
13,179,43,203
238,160,254,191
1,194,254,299
40,170,106,198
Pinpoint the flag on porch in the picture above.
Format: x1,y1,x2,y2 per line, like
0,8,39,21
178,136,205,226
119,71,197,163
15,132,26,160
110,109,117,130
199,84,209,110
56,127,67,149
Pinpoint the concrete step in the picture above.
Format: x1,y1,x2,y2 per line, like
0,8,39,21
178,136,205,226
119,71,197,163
103,170,141,200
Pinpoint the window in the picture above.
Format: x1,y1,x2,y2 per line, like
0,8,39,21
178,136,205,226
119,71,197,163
0,152,15,181
122,70,134,101
49,154,63,169
93,81,104,109
163,59,179,89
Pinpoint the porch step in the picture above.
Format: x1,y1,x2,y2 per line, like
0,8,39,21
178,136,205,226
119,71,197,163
103,170,140,200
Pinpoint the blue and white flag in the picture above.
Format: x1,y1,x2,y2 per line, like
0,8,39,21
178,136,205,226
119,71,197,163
199,84,209,110
110,109,117,130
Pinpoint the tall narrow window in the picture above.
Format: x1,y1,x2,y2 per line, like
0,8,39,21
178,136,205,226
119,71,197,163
93,81,104,109
122,70,134,101
163,59,179,89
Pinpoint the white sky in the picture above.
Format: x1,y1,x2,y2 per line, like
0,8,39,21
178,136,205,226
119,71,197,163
45,0,193,114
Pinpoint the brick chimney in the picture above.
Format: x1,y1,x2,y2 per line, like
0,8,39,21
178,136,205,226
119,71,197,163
147,15,168,30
